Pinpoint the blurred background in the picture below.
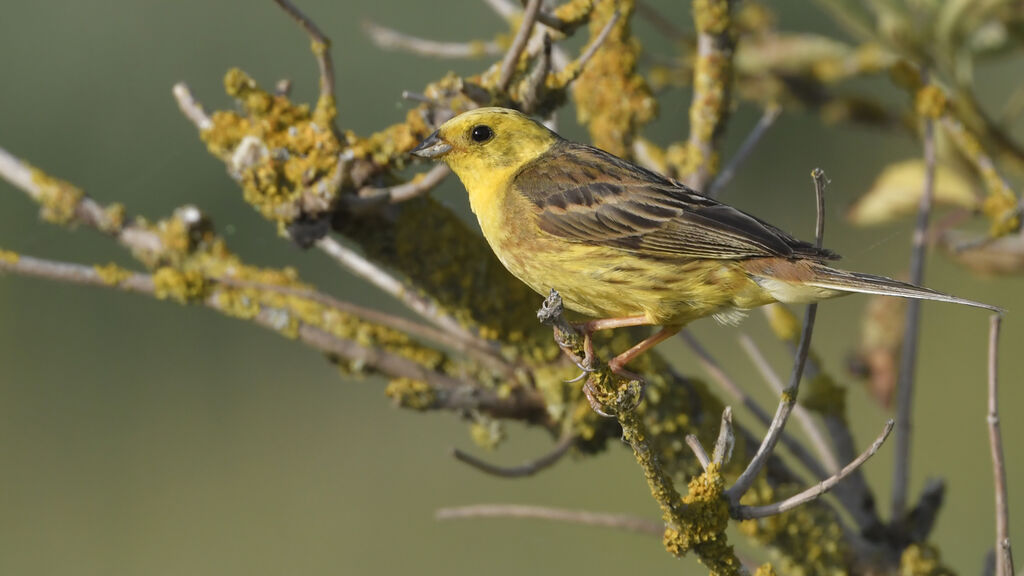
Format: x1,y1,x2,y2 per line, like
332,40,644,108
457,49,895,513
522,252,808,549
0,1,1021,574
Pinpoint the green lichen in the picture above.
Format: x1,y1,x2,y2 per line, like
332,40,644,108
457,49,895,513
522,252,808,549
385,378,438,410
152,267,208,304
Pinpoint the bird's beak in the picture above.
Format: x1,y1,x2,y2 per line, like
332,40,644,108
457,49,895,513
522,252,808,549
411,130,452,159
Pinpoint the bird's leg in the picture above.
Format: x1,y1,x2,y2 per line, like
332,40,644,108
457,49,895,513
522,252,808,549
576,315,651,369
607,325,682,376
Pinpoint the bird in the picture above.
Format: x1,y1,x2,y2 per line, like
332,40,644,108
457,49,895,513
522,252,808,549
411,107,999,377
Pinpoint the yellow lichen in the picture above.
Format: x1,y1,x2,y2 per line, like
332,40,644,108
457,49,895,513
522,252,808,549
754,563,778,576
763,303,801,342
93,263,133,286
30,168,84,225
152,267,208,304
900,543,955,576
470,417,506,450
385,378,437,410
915,85,946,119
694,0,732,36
0,249,19,264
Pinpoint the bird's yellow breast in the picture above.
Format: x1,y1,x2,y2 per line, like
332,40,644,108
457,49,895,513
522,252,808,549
470,182,774,325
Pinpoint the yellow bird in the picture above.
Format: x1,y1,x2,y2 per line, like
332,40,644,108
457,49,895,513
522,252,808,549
412,107,998,375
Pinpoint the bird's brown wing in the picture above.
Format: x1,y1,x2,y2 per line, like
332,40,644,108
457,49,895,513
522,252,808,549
511,141,838,261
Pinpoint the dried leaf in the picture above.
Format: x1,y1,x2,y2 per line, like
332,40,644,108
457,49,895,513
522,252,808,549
847,295,906,409
847,159,978,227
942,229,1024,276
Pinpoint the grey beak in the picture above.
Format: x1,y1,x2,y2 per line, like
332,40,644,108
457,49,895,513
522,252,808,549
410,130,452,158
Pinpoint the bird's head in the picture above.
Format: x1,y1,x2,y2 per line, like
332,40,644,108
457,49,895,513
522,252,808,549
411,107,559,191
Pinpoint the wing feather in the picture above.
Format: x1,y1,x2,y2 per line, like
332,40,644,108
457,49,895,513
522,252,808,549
512,141,838,261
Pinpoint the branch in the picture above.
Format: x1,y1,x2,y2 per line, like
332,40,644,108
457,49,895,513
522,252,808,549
733,420,894,520
682,0,736,191
0,252,545,421
987,314,1015,576
451,432,574,478
347,164,451,211
172,82,212,131
363,20,502,59
498,0,542,92
436,504,663,536
891,83,936,526
728,169,827,502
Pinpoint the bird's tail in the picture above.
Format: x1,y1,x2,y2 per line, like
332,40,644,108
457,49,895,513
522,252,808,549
804,265,1003,313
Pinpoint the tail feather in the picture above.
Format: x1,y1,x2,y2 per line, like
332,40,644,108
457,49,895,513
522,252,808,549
806,266,1003,313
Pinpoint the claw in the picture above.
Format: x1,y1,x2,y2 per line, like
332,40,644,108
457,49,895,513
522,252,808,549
583,381,615,418
564,368,592,384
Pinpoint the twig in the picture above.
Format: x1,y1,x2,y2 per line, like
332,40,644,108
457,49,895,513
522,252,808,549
682,0,736,191
520,33,551,114
707,106,781,198
436,504,663,536
314,235,492,352
681,331,830,482
363,20,502,59
686,435,712,471
271,0,335,101
728,169,827,502
987,314,1014,576
891,93,936,526
712,406,735,466
738,333,839,473
172,83,212,131
451,432,574,478
556,9,621,86
349,164,451,210
498,0,542,92
733,420,894,520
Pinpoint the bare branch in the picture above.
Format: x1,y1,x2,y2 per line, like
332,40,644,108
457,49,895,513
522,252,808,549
707,106,781,198
712,406,735,466
451,432,574,478
436,504,663,536
891,88,936,526
498,0,542,92
363,20,502,59
347,164,451,212
728,169,827,502
987,314,1014,576
271,0,336,105
734,420,894,520
738,333,839,473
686,435,712,471
556,9,621,86
172,82,213,131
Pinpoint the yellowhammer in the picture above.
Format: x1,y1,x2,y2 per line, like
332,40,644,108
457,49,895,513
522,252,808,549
412,107,998,375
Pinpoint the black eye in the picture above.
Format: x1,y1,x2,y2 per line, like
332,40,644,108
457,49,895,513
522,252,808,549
470,125,494,143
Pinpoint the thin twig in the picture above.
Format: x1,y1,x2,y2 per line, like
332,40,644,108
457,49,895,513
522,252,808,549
557,9,621,86
686,435,712,471
712,406,735,466
733,420,894,520
451,432,574,478
738,333,839,473
436,504,663,536
891,94,936,527
498,0,542,92
314,235,492,352
271,0,335,101
363,20,502,58
348,164,451,212
728,169,827,502
172,83,212,131
987,314,1014,576
681,331,829,482
707,106,781,198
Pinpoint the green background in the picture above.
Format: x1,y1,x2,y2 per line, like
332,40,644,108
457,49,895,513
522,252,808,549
0,1,1020,573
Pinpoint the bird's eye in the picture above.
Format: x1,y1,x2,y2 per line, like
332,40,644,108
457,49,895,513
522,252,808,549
470,125,494,143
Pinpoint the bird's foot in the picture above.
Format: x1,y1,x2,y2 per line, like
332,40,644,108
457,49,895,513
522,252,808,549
582,381,614,418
